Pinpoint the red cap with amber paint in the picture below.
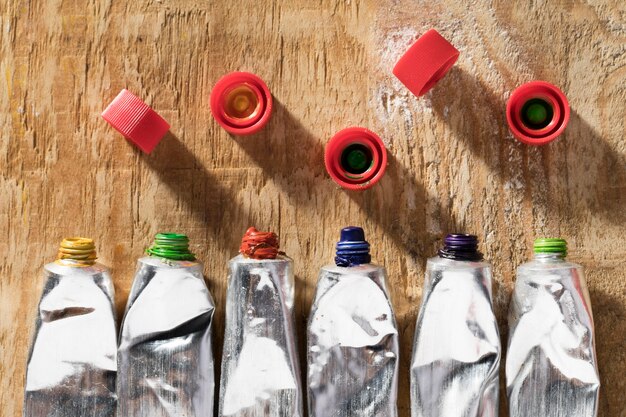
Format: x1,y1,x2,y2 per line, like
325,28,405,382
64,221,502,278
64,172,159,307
101,89,170,154
393,29,459,97
506,81,570,145
325,127,387,191
210,72,273,135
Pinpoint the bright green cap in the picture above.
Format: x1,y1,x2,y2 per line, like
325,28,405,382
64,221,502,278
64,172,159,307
534,238,567,256
147,233,196,261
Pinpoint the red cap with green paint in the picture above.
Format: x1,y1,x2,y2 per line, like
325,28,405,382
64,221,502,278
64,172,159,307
506,81,570,146
324,127,387,191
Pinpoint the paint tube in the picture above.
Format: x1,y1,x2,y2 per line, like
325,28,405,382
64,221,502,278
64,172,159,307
219,227,303,417
507,238,600,417
307,227,399,417
24,238,117,417
117,233,215,417
410,234,500,417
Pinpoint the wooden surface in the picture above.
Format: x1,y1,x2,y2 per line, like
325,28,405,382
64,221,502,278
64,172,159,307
1,1,625,416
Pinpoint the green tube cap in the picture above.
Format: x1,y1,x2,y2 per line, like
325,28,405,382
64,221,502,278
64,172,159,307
534,238,567,256
147,233,196,261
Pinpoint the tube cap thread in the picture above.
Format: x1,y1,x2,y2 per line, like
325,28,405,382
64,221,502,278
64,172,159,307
147,233,196,261
534,238,567,257
335,226,371,267
438,234,483,261
57,237,97,265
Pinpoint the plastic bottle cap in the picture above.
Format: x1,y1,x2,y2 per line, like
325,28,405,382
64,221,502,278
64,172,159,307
101,89,170,154
325,127,387,191
210,72,272,135
506,81,570,146
393,29,460,97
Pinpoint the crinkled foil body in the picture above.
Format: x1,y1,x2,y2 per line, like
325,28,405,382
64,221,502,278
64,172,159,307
507,257,600,417
117,257,215,417
24,262,117,417
410,256,501,417
307,264,399,417
219,255,302,417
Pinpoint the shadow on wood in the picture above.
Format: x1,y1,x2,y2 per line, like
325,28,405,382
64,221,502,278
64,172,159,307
344,151,464,262
233,98,326,207
143,131,249,249
231,101,325,417
430,66,626,227
590,283,626,416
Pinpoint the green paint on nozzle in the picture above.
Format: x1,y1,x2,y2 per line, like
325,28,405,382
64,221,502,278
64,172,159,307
521,98,553,129
147,233,196,261
341,143,373,175
534,238,567,256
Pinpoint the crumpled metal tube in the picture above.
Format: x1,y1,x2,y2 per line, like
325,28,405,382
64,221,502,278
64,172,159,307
410,256,501,417
219,254,303,417
23,262,118,417
507,257,600,417
117,257,215,417
307,264,399,417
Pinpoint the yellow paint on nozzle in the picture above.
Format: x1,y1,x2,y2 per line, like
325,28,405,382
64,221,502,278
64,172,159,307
57,237,97,266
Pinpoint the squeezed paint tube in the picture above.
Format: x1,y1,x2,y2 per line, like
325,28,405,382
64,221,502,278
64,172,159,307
24,238,117,417
410,234,501,417
219,227,303,417
117,233,215,417
307,227,399,417
507,238,600,417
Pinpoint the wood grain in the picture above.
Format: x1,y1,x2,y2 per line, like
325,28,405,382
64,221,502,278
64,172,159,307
1,1,625,416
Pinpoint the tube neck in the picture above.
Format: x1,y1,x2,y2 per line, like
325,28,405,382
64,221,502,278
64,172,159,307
438,234,483,261
335,226,371,267
56,237,97,266
533,252,566,262
146,233,196,261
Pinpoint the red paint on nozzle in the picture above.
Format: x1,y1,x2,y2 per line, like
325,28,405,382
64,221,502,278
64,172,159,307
210,72,272,135
393,29,459,97
240,227,280,260
101,89,170,154
506,81,570,146
325,127,387,191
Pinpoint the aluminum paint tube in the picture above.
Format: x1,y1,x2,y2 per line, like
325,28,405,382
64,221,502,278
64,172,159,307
219,227,303,417
117,233,215,417
23,238,117,417
507,238,600,417
307,227,399,417
410,234,501,417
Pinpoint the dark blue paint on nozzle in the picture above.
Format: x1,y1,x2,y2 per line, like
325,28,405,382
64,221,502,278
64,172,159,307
335,226,371,267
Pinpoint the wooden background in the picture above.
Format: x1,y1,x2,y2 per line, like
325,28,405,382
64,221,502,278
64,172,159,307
1,1,625,416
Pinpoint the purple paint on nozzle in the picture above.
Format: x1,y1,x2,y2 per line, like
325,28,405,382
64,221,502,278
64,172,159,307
438,234,483,261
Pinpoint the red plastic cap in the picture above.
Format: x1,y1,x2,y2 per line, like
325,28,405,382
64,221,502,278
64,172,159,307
506,81,570,146
101,89,170,154
210,72,273,135
325,127,387,191
393,29,459,97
